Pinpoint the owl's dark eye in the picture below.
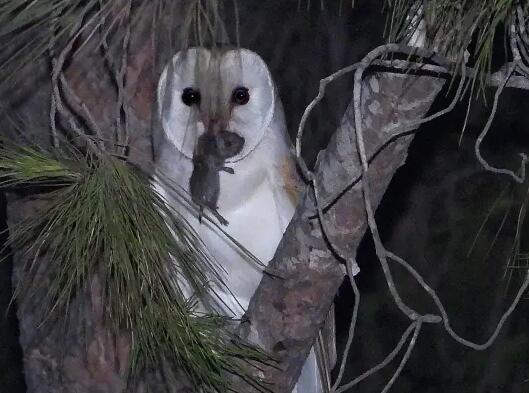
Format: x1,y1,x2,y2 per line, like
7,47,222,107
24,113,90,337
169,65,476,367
181,87,201,106
231,86,250,105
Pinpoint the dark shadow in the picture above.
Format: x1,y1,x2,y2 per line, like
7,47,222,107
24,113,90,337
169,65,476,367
0,192,27,392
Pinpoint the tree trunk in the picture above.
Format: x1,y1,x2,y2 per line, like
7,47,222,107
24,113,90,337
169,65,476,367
235,71,445,392
2,5,161,392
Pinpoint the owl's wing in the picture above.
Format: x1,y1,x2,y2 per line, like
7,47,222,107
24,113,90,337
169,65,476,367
268,151,303,232
262,114,304,233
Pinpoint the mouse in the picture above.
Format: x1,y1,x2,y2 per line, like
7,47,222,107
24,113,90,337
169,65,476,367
189,130,245,225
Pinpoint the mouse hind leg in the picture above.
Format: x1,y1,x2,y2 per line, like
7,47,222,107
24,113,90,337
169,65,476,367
210,208,229,226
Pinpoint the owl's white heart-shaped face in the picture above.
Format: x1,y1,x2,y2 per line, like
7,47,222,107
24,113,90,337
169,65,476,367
157,48,275,162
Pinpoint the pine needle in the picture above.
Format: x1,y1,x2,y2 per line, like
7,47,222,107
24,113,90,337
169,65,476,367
0,144,272,392
385,0,518,95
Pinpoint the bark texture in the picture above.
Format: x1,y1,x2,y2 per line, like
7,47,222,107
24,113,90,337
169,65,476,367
2,5,163,392
7,195,132,393
235,72,445,392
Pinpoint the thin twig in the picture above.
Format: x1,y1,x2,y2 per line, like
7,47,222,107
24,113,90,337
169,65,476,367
115,0,132,153
334,322,418,393
386,251,529,351
295,43,449,167
295,62,361,160
59,74,104,141
51,7,104,153
48,3,60,148
351,45,441,323
474,64,528,183
293,24,529,393
305,57,529,217
380,319,422,393
331,261,360,391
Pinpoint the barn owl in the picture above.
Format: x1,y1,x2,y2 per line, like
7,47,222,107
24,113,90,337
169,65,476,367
153,47,327,393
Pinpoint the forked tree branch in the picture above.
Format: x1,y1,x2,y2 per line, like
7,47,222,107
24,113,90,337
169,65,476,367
236,39,529,391
234,66,446,392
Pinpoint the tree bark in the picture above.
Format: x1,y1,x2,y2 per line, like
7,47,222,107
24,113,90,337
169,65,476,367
235,71,445,392
2,5,162,392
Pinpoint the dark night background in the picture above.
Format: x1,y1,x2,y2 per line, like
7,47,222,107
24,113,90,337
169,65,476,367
1,1,529,392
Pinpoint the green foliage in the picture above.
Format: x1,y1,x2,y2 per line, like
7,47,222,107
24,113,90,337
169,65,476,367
0,0,223,88
0,0,100,85
1,0,524,92
0,145,272,392
385,0,519,88
0,142,82,187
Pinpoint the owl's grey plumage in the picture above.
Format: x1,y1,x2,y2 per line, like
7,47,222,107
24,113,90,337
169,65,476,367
153,47,326,392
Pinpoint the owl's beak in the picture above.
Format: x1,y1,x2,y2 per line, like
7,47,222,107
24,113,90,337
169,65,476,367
204,116,226,135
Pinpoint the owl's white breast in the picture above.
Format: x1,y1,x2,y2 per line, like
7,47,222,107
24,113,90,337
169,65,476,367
200,174,285,315
154,124,297,317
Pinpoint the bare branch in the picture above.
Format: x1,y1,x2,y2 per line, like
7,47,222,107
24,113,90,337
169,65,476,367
334,322,418,393
48,5,60,148
294,39,529,393
296,62,361,159
115,0,132,150
303,59,529,217
59,74,104,141
295,43,450,165
331,262,359,391
236,63,446,392
474,64,528,183
380,320,422,393
50,8,106,153
386,251,529,351
352,45,442,322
